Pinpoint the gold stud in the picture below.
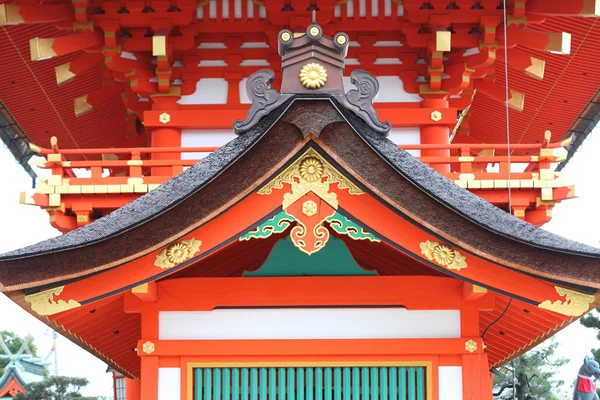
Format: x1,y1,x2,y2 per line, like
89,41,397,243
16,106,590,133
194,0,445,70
309,26,320,37
159,112,170,124
336,35,347,45
281,31,291,41
430,110,442,122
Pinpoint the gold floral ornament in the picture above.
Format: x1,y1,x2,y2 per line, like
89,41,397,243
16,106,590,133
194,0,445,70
465,339,477,353
142,341,155,355
538,286,596,317
420,240,467,270
302,200,318,217
299,157,324,182
299,63,327,89
155,238,202,269
24,286,81,316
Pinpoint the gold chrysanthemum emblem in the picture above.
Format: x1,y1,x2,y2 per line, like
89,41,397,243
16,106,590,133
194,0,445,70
299,63,327,89
299,157,324,182
166,243,189,264
432,244,455,266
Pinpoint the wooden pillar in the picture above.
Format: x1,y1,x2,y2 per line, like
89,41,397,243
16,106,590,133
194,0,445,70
125,378,140,400
420,96,450,173
140,311,159,400
151,97,181,177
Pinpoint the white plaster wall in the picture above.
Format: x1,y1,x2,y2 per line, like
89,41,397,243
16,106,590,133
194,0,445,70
178,79,228,105
439,366,463,400
181,129,236,160
159,308,460,340
388,127,421,157
158,368,181,400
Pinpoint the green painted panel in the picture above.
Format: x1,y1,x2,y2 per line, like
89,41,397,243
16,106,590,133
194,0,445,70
241,368,248,400
326,212,380,242
193,366,426,399
333,368,341,400
244,237,377,277
380,367,388,400
204,369,212,400
399,368,407,400
306,368,314,400
297,367,305,400
389,367,397,400
232,368,239,400
288,368,295,400
361,367,369,400
223,369,231,400
195,369,202,399
416,368,425,400
269,368,277,399
315,368,323,400
407,367,416,400
239,212,295,241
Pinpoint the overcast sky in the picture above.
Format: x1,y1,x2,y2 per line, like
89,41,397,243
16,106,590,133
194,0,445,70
0,132,598,398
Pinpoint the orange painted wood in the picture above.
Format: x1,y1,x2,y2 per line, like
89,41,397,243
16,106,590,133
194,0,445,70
132,282,158,302
54,191,284,304
123,276,472,313
439,355,462,366
159,357,181,367
125,378,140,400
140,356,158,400
138,338,483,357
142,311,159,339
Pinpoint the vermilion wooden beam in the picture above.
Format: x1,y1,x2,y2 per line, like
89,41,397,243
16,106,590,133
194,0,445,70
132,282,158,302
30,31,102,61
137,338,484,357
0,4,73,25
143,105,457,129
55,53,104,86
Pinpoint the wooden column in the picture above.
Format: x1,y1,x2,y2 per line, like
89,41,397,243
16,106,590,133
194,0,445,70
140,311,159,400
125,378,140,400
151,97,182,177
420,96,450,173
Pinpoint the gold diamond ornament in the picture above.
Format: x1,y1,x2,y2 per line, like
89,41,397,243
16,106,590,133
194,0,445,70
299,63,328,90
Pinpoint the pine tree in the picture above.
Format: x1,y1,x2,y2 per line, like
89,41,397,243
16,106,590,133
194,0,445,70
12,376,104,400
493,341,568,400
0,331,38,373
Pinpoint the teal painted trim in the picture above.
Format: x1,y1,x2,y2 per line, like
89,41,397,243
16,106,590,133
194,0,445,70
315,368,323,400
380,367,388,400
342,368,351,400
278,368,286,399
223,369,231,400
306,368,314,400
324,368,332,400
352,368,360,400
326,212,380,242
288,368,296,400
389,367,397,400
407,367,416,400
213,369,221,400
416,368,425,400
204,369,212,400
245,237,377,277
297,367,305,400
232,368,240,400
250,368,258,400
399,368,407,400
239,212,294,241
241,368,249,400
268,368,277,400
371,367,379,400
195,368,202,400
259,368,267,400
362,367,369,400
333,368,342,400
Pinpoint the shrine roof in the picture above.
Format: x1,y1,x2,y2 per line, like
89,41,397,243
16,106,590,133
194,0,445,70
1,92,600,290
0,368,27,397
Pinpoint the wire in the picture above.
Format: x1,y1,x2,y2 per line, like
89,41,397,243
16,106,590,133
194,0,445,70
502,0,513,212
482,298,513,340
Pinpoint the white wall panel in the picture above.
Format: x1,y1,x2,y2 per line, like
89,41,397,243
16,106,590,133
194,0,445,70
439,366,463,400
181,129,236,160
159,308,460,340
178,79,228,105
389,127,421,157
158,368,181,400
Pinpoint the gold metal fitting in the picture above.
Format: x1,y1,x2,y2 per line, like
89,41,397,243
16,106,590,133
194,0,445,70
159,112,171,124
430,110,442,122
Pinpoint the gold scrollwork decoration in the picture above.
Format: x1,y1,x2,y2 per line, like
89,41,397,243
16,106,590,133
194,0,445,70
538,286,595,317
154,238,202,269
420,240,467,271
24,286,81,316
258,148,363,198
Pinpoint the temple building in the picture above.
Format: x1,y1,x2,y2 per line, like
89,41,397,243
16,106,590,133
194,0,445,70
0,335,49,398
1,1,600,400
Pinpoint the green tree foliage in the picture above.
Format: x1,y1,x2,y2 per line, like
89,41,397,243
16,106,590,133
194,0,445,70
493,341,568,400
0,331,38,373
13,376,105,400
